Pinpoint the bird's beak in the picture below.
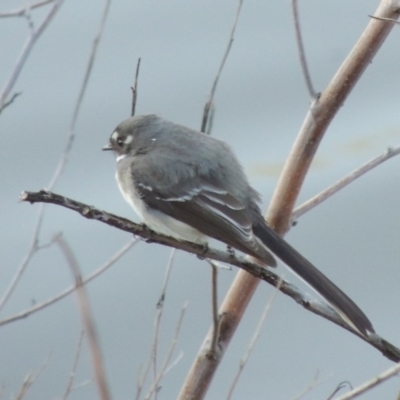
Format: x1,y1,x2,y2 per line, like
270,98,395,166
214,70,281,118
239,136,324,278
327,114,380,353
102,143,113,151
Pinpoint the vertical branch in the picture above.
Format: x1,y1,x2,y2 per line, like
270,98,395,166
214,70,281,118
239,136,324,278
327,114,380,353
135,249,176,400
131,58,141,117
200,0,243,133
291,0,318,99
48,0,112,188
62,330,85,400
55,234,111,400
178,2,400,399
267,2,399,232
144,303,188,400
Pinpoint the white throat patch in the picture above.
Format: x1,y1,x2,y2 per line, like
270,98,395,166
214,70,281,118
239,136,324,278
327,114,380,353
116,154,127,163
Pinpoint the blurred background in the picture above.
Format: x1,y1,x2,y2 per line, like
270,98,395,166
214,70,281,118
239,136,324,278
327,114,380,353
1,0,400,399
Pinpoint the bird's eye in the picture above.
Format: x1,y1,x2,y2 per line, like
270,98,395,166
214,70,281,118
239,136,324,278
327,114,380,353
117,138,124,147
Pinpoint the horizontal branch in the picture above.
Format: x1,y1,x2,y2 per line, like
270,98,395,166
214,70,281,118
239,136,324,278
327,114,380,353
20,190,400,362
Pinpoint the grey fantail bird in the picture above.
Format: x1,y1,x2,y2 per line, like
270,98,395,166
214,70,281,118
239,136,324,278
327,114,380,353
103,114,374,336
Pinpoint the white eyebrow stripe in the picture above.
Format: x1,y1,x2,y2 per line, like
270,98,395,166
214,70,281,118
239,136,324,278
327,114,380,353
111,131,118,140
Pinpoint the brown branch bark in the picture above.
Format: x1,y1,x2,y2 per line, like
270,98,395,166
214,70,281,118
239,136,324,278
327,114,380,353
178,1,400,399
55,234,111,400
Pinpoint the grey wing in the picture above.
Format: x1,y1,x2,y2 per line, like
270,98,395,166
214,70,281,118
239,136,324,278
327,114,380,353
132,158,276,266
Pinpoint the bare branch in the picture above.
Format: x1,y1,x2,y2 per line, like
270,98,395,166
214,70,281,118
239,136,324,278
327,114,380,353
0,92,22,115
0,0,63,109
267,1,400,235
14,354,51,400
20,189,400,362
14,374,34,400
290,372,320,400
152,250,176,397
71,379,92,392
291,0,318,99
144,302,188,400
0,0,111,314
162,351,184,376
131,58,141,117
293,144,400,221
0,1,55,18
227,278,282,400
55,234,111,400
48,0,111,188
135,249,176,400
0,223,40,313
291,371,334,400
178,4,400,398
335,362,400,400
0,238,136,327
200,0,243,133
62,330,85,400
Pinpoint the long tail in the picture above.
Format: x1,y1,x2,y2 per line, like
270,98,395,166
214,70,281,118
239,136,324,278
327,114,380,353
252,220,374,335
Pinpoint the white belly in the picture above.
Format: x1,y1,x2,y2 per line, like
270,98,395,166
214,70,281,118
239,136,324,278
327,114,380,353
115,169,206,244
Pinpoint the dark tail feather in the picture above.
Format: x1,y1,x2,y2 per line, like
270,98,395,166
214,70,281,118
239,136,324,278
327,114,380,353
252,221,374,335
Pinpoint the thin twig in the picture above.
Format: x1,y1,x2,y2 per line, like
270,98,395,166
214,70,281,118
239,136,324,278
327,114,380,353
0,0,55,18
0,0,65,311
290,371,320,400
14,374,34,400
55,234,111,400
144,302,188,400
291,371,333,400
0,92,22,114
335,362,400,400
0,0,63,108
292,145,400,221
291,0,318,99
48,0,112,189
152,249,176,400
14,354,51,400
0,238,136,327
71,379,92,391
227,278,282,400
200,0,243,133
0,0,111,314
62,330,85,400
163,351,184,376
135,249,176,400
131,58,141,117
